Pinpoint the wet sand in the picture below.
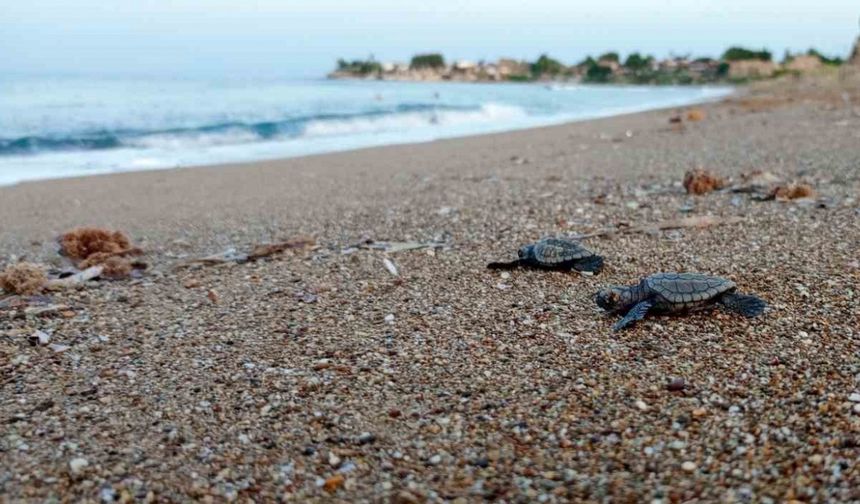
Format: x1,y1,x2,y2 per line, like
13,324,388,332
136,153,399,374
1,74,859,502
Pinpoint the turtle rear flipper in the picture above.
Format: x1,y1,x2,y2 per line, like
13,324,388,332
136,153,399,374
719,293,766,317
574,255,604,273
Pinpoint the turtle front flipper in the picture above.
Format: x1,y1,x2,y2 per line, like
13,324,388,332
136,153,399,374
573,255,604,274
486,260,521,270
613,300,653,331
718,293,767,317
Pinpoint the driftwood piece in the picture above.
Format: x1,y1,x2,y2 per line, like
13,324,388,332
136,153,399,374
180,236,316,268
44,266,104,290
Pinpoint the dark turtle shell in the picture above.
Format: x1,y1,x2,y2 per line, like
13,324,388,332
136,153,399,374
645,272,735,305
532,238,594,265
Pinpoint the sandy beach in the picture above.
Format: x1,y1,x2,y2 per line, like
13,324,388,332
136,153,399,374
2,75,859,502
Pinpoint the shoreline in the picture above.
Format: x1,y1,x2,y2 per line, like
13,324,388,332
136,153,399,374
0,83,734,188
2,75,859,501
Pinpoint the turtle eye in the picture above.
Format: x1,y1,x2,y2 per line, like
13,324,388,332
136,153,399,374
517,249,524,258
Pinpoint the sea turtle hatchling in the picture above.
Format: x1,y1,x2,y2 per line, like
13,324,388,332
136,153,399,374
487,237,604,273
595,272,766,331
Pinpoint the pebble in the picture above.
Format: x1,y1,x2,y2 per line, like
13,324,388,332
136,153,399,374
427,454,442,465
853,403,860,415
69,457,89,475
635,400,649,411
666,378,686,391
31,330,51,346
384,314,395,324
681,461,697,472
848,393,860,403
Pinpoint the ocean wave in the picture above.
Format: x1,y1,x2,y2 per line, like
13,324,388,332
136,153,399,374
0,102,498,156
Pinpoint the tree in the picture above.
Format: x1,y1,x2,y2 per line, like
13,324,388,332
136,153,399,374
624,53,653,71
410,53,445,69
598,52,620,63
530,54,564,76
721,47,772,62
584,63,612,83
806,48,843,66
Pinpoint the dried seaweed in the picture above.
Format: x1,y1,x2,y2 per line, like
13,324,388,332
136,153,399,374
0,263,48,295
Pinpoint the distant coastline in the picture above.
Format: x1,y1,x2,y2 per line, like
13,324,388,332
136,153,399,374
330,46,852,85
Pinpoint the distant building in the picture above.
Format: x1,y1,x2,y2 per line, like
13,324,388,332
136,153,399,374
728,60,778,79
497,58,530,77
785,55,822,72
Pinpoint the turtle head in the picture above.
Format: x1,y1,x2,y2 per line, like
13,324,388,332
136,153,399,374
517,244,535,261
595,287,628,312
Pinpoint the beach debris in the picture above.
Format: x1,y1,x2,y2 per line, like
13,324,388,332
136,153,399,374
0,263,48,295
596,272,767,331
59,228,144,279
730,170,783,194
180,236,315,267
487,238,603,273
686,108,706,122
683,169,726,195
342,239,448,255
247,236,315,261
0,295,72,319
668,115,683,124
771,182,816,201
45,266,105,290
382,257,399,276
570,215,743,240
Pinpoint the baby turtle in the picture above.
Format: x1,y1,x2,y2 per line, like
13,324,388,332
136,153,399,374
595,272,766,331
487,238,603,273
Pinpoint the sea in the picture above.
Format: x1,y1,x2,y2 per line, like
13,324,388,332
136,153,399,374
0,76,732,186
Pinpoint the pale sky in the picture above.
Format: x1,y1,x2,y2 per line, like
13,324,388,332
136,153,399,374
1,1,858,79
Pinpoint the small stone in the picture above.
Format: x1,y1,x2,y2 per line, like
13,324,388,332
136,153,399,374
666,378,686,392
848,393,860,403
635,400,649,411
30,330,51,346
69,457,89,475
356,432,376,445
681,461,696,472
473,457,490,468
322,474,345,493
49,344,70,353
853,404,860,415
427,454,442,465
328,452,341,468
384,314,395,324
692,408,707,418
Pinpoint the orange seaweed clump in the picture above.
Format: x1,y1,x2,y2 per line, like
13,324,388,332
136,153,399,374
100,256,133,279
59,228,143,279
60,228,134,261
686,108,706,122
772,182,816,200
0,262,48,295
683,169,726,195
